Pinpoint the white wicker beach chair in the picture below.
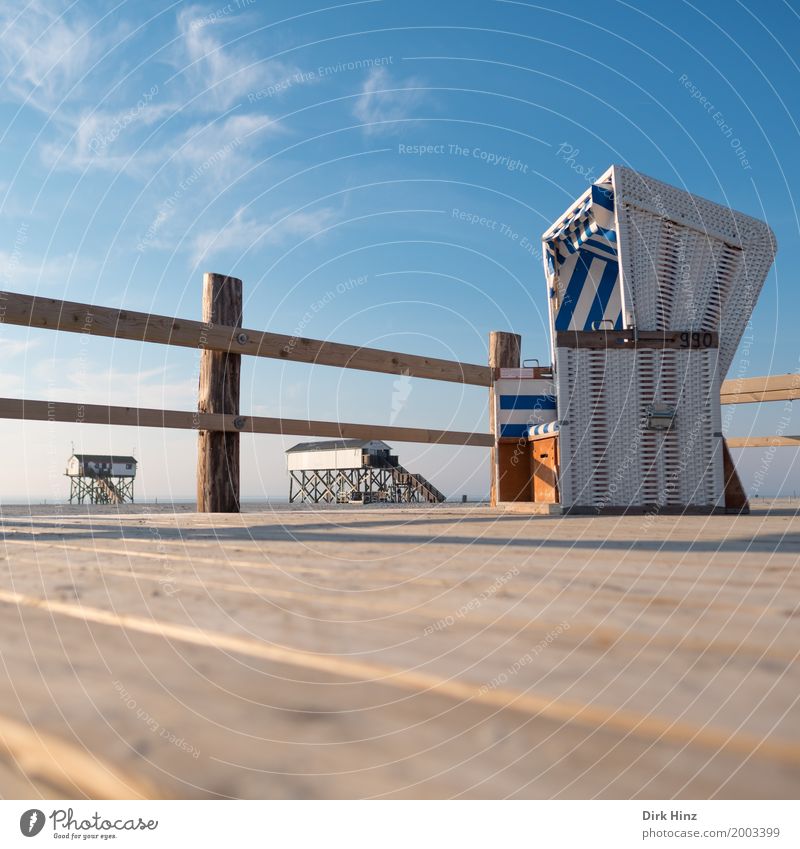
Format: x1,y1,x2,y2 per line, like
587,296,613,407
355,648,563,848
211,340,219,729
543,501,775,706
541,165,777,511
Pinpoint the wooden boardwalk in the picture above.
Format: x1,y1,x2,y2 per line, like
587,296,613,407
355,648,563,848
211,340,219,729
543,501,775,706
0,502,798,799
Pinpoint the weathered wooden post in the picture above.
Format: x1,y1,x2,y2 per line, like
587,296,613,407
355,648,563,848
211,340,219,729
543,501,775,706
488,331,521,506
197,272,243,512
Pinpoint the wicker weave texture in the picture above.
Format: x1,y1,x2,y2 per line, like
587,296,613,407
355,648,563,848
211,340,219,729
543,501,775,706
612,165,776,377
555,346,723,509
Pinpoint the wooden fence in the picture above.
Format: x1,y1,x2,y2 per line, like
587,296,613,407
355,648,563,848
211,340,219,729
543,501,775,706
0,275,797,510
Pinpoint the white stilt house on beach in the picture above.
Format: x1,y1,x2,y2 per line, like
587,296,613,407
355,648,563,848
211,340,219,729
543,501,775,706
65,453,137,504
286,439,445,504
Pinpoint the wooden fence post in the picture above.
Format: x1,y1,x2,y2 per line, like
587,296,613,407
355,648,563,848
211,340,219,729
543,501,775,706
489,331,521,506
197,273,243,512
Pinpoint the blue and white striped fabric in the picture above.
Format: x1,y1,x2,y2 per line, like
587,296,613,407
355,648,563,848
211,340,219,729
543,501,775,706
544,182,622,332
495,375,557,438
527,421,560,437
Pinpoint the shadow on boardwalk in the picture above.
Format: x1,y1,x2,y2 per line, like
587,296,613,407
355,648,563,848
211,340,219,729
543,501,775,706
3,512,800,554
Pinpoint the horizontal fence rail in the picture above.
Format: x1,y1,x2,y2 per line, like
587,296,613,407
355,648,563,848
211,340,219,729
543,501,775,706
720,373,800,405
0,291,491,387
726,436,800,448
0,398,494,448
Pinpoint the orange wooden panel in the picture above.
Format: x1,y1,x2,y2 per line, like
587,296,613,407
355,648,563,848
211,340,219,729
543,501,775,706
531,436,559,503
496,441,533,502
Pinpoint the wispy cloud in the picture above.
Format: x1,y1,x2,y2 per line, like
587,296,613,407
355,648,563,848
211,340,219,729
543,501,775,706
134,114,284,254
40,98,175,176
176,113,275,165
46,106,273,178
352,67,426,135
8,5,289,179
0,1,125,115
0,2,162,177
190,205,338,265
174,5,296,111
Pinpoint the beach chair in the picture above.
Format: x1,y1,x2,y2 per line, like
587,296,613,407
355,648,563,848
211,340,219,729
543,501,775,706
540,165,776,512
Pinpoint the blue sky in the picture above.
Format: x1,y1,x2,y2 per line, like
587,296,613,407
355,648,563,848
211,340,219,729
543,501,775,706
1,0,799,501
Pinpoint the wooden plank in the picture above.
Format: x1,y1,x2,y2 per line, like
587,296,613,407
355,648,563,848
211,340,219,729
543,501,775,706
9,543,799,654
2,587,798,766
0,290,490,386
197,273,241,513
1,503,799,799
726,435,800,448
494,366,553,379
0,586,788,800
0,712,157,799
721,373,800,395
489,331,521,507
0,397,494,447
721,373,800,405
555,330,719,350
721,389,800,405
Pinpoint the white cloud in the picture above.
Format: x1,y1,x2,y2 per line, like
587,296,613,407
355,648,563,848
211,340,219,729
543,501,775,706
0,2,166,177
0,2,112,114
3,4,288,178
176,113,274,166
42,104,274,179
40,99,177,176
134,114,283,254
175,5,296,111
190,206,338,265
352,67,426,135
